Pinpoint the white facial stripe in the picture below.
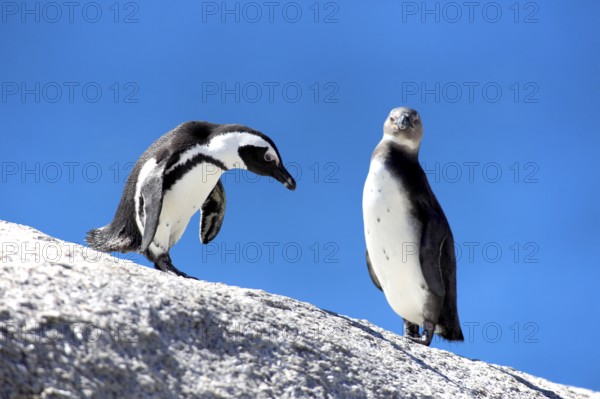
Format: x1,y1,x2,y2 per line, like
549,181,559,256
206,132,274,168
166,131,275,172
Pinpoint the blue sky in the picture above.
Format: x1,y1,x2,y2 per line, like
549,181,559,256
1,0,599,391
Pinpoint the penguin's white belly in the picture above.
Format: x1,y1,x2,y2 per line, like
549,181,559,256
363,161,429,325
153,163,223,251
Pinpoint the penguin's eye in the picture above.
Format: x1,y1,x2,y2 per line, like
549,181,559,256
390,117,396,122
264,153,276,162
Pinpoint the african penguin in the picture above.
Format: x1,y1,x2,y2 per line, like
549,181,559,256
86,121,296,279
362,107,463,346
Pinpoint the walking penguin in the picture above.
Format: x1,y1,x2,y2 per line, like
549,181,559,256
362,107,463,346
86,121,296,279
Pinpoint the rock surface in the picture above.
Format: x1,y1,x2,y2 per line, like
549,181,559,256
0,220,597,399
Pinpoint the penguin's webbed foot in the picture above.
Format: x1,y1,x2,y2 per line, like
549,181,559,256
153,254,198,280
404,320,420,338
404,320,435,346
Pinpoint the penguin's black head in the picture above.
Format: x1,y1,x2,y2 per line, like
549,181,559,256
237,133,296,191
383,107,423,152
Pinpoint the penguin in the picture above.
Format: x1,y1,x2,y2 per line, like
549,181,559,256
86,121,296,279
362,107,463,346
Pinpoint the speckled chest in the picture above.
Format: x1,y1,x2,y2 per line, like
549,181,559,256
362,160,429,324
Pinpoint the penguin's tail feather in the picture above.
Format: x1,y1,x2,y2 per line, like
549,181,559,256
439,310,464,342
440,321,464,342
85,224,135,253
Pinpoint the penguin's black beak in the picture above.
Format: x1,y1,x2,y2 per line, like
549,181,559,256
273,164,296,191
397,114,412,130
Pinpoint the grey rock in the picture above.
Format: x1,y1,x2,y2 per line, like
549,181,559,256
0,220,597,399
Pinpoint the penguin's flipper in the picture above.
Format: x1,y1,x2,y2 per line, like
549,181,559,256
418,206,447,297
139,159,168,253
200,179,226,244
366,250,383,291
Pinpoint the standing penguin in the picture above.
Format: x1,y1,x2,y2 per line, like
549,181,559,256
362,107,463,346
86,121,296,279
